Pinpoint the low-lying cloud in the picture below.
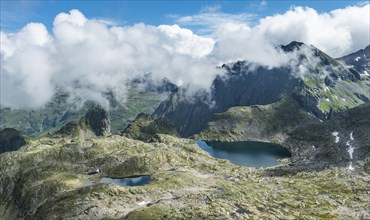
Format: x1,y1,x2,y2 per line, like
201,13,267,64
1,4,369,109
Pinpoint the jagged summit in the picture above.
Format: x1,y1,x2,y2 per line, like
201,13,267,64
55,105,111,137
338,45,370,74
85,106,111,136
280,41,306,52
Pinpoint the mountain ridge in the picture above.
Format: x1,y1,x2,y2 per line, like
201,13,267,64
153,42,370,137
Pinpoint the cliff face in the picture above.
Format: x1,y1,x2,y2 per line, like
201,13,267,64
0,128,27,154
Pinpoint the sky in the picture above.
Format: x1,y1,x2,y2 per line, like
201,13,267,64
1,0,366,32
1,0,369,109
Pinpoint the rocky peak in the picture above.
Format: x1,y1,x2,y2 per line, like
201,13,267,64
280,41,306,52
85,106,111,136
0,128,27,154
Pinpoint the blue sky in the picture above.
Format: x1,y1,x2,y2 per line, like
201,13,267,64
0,0,364,32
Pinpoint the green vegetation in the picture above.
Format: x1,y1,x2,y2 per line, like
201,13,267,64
1,133,369,219
195,95,317,142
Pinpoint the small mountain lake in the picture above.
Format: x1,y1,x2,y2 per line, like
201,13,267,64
196,140,291,168
84,176,151,187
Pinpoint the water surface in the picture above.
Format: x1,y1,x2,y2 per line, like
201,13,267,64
84,175,151,187
197,140,290,168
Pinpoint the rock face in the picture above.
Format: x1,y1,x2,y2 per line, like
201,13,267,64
338,45,370,74
0,128,27,154
154,43,370,137
122,113,179,142
85,106,111,136
284,103,370,170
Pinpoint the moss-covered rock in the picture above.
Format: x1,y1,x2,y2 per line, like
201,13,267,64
122,113,179,142
195,95,317,143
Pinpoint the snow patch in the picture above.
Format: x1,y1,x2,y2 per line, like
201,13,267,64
354,56,361,61
348,162,354,171
138,201,150,206
345,141,355,159
346,131,355,171
332,132,339,143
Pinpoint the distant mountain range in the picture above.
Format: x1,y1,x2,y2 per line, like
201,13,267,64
1,42,369,139
0,78,175,136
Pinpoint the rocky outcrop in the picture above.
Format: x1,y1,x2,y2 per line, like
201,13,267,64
284,103,370,170
122,113,179,142
0,128,27,154
195,95,319,143
85,106,111,136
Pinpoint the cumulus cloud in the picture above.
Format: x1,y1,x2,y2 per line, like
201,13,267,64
257,4,370,57
1,9,218,109
1,4,369,109
176,4,369,58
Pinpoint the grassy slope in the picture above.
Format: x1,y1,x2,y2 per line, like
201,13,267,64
0,134,369,219
195,96,318,143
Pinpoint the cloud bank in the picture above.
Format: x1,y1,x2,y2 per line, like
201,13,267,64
1,4,369,109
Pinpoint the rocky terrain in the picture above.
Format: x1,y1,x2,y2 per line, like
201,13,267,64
338,45,370,74
1,111,369,219
197,98,370,170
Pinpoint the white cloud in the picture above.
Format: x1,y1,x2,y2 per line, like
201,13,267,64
172,10,255,35
1,10,218,109
257,4,370,57
175,4,369,58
